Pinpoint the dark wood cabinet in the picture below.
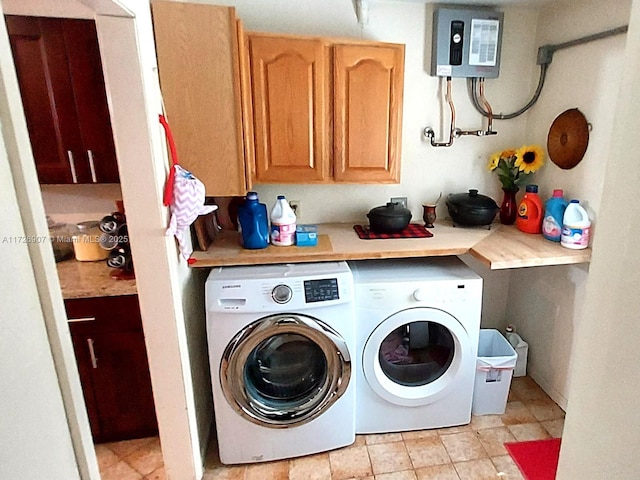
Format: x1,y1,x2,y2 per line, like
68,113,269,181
65,295,157,443
5,15,119,184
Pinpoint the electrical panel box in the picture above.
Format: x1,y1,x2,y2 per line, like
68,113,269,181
430,6,504,78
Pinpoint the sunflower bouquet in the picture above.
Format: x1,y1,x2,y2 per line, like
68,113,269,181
487,145,545,190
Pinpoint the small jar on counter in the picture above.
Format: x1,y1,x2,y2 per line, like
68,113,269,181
72,221,109,261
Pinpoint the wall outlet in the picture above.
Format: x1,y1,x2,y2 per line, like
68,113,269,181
390,196,408,208
289,200,301,218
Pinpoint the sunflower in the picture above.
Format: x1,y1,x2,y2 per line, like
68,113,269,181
487,144,545,189
514,145,545,174
487,151,501,171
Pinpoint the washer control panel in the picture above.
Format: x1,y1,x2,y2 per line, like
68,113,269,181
304,278,339,303
206,262,352,312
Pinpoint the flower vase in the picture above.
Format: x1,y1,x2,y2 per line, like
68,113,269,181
499,188,519,225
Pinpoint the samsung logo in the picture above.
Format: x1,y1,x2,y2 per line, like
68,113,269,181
222,284,242,289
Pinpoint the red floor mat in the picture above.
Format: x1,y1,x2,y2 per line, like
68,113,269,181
505,438,561,480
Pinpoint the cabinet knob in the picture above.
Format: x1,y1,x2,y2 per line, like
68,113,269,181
87,150,97,183
67,150,78,183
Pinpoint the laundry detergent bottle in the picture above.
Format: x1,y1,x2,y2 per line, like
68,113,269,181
516,184,543,234
561,200,591,249
542,189,568,242
270,195,297,246
237,192,269,249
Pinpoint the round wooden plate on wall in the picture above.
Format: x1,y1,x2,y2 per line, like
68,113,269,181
547,108,590,169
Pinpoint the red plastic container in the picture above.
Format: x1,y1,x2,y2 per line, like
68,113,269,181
516,185,543,234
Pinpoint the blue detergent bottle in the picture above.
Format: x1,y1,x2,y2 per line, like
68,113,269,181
542,189,568,242
237,192,269,249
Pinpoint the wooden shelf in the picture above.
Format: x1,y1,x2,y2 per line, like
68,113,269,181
189,222,591,270
469,224,592,269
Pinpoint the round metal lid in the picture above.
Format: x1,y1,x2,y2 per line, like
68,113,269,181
447,189,498,209
547,108,590,170
368,202,411,218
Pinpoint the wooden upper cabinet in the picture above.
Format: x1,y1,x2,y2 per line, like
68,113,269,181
152,2,404,188
333,43,404,183
245,34,404,185
6,16,119,184
152,1,248,196
248,35,330,183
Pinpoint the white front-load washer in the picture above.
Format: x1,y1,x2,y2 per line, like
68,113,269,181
349,257,482,434
205,261,355,464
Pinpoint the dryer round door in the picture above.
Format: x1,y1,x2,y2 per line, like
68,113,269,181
220,313,351,428
363,307,471,407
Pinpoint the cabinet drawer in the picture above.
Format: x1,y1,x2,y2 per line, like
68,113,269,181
65,295,142,334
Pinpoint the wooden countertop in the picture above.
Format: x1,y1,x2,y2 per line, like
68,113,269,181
56,259,137,299
189,222,591,270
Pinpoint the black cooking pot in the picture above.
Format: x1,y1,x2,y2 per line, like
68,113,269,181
367,202,412,233
446,189,499,227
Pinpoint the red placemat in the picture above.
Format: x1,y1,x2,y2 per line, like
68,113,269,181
353,224,433,239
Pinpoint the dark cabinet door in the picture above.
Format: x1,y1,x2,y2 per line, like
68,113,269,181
66,296,157,443
6,16,85,183
62,19,119,183
73,330,158,442
5,15,119,184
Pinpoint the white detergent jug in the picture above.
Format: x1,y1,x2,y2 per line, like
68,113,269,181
561,200,591,250
270,195,297,246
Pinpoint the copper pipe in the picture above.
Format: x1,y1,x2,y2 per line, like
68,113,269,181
424,77,456,147
446,77,456,139
478,79,496,135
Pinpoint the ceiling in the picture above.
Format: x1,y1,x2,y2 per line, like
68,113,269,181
385,0,555,6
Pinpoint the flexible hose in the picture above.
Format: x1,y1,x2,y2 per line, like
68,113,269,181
469,64,548,120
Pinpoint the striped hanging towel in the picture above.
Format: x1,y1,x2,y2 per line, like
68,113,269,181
159,114,216,260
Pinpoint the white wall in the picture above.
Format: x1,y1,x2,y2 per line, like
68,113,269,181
3,0,93,17
0,1,98,477
0,110,81,480
506,0,631,408
221,0,539,226
557,0,640,476
40,184,123,224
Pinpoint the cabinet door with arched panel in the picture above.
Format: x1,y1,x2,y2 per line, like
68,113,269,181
333,43,404,183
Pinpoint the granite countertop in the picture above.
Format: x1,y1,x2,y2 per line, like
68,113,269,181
56,259,137,299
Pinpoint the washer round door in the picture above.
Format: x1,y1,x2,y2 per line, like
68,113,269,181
363,308,472,407
220,313,351,428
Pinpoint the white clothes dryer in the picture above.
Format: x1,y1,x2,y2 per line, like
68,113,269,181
206,262,355,464
349,257,482,434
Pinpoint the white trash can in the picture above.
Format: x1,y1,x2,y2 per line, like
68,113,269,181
472,329,517,415
506,332,528,377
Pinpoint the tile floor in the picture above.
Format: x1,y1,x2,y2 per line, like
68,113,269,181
96,436,165,480
97,376,564,480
